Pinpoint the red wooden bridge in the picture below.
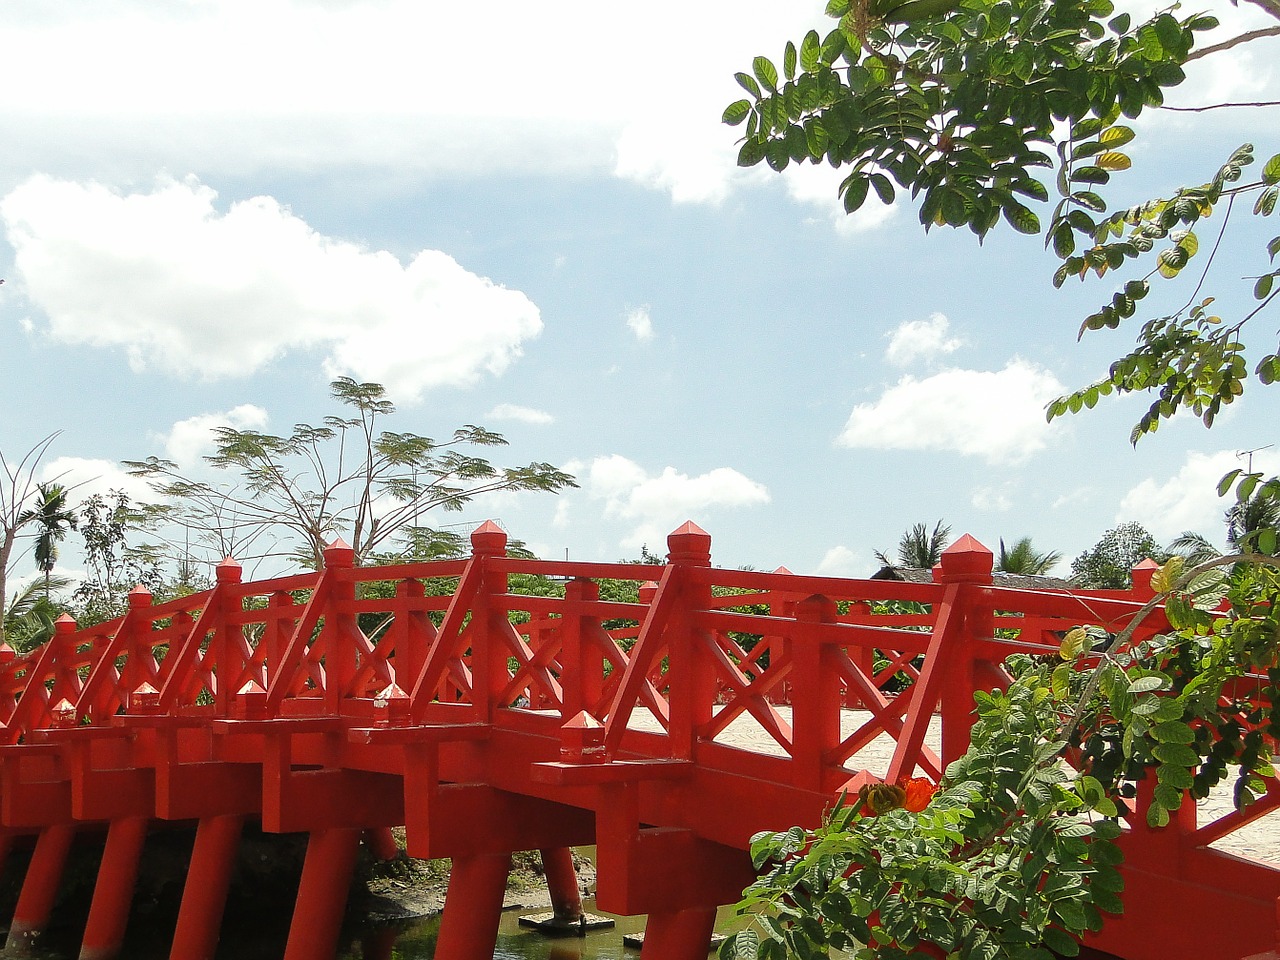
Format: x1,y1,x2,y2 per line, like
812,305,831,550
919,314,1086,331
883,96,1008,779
0,521,1277,960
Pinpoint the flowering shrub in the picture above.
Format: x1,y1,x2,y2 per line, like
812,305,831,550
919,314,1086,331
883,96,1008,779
721,553,1280,960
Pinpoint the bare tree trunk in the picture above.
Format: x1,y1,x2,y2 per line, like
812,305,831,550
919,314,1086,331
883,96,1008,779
0,529,15,646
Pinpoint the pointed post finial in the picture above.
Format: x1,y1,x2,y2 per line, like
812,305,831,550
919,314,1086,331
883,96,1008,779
667,521,711,566
937,534,994,584
216,555,243,583
471,520,508,557
323,539,355,569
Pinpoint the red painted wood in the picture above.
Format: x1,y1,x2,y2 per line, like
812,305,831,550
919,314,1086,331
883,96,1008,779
0,522,1270,959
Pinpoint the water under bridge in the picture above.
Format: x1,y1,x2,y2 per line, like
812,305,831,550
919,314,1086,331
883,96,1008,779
0,521,1275,960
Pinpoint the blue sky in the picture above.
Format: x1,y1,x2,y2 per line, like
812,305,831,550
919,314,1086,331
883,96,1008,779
2,0,1279,593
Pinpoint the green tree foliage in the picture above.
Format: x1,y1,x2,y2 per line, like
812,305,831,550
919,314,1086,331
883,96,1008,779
0,433,62,646
996,536,1063,575
2,576,71,653
723,554,1280,960
876,520,952,569
1069,521,1167,588
1170,490,1280,563
1226,490,1280,552
18,482,77,600
72,491,164,626
126,378,577,571
726,0,1279,441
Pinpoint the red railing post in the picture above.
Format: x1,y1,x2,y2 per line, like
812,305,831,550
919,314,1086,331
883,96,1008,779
1130,558,1160,599
48,613,83,725
561,578,603,722
390,579,430,691
790,594,841,791
212,558,243,716
935,535,994,765
319,540,357,713
468,521,509,720
665,522,714,761
262,590,297,689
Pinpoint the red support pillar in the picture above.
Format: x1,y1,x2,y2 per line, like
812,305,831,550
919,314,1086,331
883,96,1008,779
0,829,16,886
640,906,717,959
169,815,244,960
434,853,511,959
539,847,583,922
364,826,399,862
6,822,77,955
78,816,149,960
282,827,362,960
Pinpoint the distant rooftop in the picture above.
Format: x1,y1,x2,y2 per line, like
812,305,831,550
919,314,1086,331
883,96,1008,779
870,565,1073,591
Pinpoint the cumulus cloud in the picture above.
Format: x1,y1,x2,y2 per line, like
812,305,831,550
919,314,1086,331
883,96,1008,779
615,116,752,205
885,313,962,367
487,403,554,426
972,485,1014,512
782,162,899,234
2,176,542,401
836,359,1066,465
572,454,770,549
625,306,654,342
1118,448,1280,542
40,457,155,506
162,404,269,468
814,545,865,578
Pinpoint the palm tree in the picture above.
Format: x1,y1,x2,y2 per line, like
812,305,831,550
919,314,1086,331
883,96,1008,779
1169,530,1220,565
996,537,1063,576
18,482,77,600
876,520,952,569
1226,493,1280,553
2,575,71,652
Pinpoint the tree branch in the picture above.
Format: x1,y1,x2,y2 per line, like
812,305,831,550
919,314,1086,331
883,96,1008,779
1161,99,1280,112
1184,25,1280,62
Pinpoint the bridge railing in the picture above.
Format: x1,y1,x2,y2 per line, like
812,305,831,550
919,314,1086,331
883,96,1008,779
1,521,1273,852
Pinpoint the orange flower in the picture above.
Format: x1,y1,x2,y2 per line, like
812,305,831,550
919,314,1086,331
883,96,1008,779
856,777,937,815
900,776,937,812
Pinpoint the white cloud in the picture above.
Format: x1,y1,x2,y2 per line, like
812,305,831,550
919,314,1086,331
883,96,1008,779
885,313,962,367
0,1,827,202
576,454,770,549
782,162,899,235
2,176,542,401
1118,448,1280,542
487,403,554,426
972,485,1013,512
836,359,1066,465
813,545,866,578
163,404,269,468
615,116,752,205
40,457,155,507
625,306,654,342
